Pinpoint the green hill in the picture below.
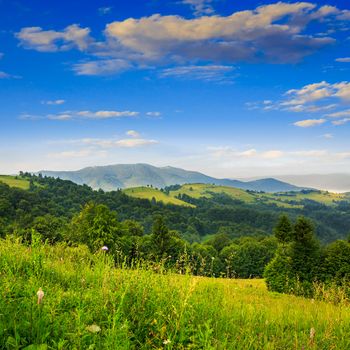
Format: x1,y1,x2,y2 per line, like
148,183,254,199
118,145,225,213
124,186,195,207
124,183,349,209
0,175,30,190
39,163,305,192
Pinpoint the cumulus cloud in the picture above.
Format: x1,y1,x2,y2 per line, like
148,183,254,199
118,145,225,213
16,2,350,75
16,24,92,52
294,118,327,127
255,81,350,128
104,3,336,64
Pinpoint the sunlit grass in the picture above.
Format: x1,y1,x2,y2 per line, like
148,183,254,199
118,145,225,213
1,238,349,349
0,175,30,190
124,186,195,207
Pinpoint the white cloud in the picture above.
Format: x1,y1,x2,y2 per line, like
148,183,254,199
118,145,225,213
262,150,284,159
182,0,214,16
335,57,350,63
126,130,140,138
42,99,65,105
99,7,113,15
160,65,236,82
0,71,10,79
208,147,284,160
73,59,131,76
146,111,162,118
16,2,349,75
105,3,336,65
326,109,350,118
16,24,92,52
332,118,350,126
259,81,350,122
58,136,158,149
322,133,333,139
113,138,158,148
48,113,73,121
77,110,139,119
294,118,327,127
22,110,139,121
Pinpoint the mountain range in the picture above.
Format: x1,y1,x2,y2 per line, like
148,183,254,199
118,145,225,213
39,163,306,193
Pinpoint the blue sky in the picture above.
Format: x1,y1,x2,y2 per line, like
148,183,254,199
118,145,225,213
1,0,350,177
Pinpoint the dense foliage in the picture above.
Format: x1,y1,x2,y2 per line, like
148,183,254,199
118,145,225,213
265,215,350,297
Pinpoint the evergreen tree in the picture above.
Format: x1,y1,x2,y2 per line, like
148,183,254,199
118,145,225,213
274,214,293,244
151,216,173,259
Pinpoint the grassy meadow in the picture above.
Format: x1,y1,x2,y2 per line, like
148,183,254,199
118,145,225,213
0,175,30,190
123,183,349,209
0,238,349,349
124,186,195,207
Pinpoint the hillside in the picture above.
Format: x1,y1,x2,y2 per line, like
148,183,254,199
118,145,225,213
1,239,349,349
124,186,195,207
39,163,305,193
123,183,349,209
0,175,30,190
2,174,350,243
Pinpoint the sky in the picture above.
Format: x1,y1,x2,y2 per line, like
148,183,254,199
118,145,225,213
1,0,350,178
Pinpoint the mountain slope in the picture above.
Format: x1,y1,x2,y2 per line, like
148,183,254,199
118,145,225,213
39,163,305,193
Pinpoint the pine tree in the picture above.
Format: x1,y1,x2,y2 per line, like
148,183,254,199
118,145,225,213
274,214,293,244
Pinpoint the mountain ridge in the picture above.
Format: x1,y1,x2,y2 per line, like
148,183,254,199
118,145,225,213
38,163,307,193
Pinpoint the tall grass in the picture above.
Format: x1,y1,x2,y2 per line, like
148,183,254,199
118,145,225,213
0,238,349,349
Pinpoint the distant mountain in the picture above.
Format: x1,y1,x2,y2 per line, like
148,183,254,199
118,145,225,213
39,163,306,193
274,174,350,193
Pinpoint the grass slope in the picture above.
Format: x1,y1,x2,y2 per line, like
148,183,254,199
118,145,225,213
0,175,30,190
124,186,195,207
169,183,255,202
124,183,349,209
0,239,349,349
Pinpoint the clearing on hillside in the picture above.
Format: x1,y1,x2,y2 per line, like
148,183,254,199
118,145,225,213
0,175,30,190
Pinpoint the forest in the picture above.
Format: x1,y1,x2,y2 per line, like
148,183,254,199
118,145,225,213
0,173,349,295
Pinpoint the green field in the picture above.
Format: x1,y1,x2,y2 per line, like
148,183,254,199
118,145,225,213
124,186,195,207
0,175,30,190
0,238,349,349
169,183,255,202
124,183,349,209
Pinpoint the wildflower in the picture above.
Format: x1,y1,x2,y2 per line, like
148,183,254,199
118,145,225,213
86,324,101,333
101,246,109,251
37,287,44,305
163,339,171,345
310,327,316,341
